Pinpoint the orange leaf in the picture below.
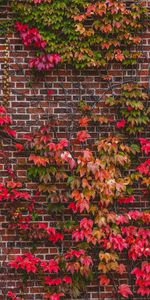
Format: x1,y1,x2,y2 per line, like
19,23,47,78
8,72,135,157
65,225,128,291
29,154,49,166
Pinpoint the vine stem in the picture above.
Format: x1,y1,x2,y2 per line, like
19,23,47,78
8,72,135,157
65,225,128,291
109,272,120,300
92,79,137,109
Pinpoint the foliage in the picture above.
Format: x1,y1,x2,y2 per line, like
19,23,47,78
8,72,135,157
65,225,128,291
105,83,150,134
1,97,149,299
11,0,146,68
0,105,16,137
0,1,149,300
15,21,61,70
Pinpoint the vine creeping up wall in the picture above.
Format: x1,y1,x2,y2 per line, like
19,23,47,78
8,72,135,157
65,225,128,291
0,1,150,300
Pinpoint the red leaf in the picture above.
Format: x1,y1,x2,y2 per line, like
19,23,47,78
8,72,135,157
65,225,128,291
61,151,76,169
7,291,21,300
68,202,77,213
118,196,135,204
115,49,124,61
63,276,72,284
76,130,91,142
29,154,49,166
0,106,6,113
41,259,60,273
45,276,62,286
44,292,64,300
79,116,90,127
127,105,133,111
116,119,126,129
118,284,133,298
7,181,22,189
47,89,55,95
15,143,24,151
4,127,16,137
137,159,150,175
137,287,150,296
139,138,150,155
117,264,126,274
99,275,110,285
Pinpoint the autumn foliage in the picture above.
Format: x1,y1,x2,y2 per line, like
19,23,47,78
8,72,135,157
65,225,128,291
12,0,146,68
0,1,149,300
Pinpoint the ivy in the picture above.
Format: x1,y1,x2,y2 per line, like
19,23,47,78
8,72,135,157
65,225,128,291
0,1,149,300
105,83,150,135
11,0,147,68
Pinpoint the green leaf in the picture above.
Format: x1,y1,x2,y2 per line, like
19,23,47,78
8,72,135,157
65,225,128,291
131,144,140,153
48,203,65,214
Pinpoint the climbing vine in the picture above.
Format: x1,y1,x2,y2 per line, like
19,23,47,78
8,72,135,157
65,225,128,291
0,1,149,300
10,0,147,68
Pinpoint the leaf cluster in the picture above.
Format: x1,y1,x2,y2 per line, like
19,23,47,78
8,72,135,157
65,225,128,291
10,0,147,68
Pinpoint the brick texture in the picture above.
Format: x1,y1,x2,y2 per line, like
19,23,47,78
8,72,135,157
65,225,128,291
0,1,150,300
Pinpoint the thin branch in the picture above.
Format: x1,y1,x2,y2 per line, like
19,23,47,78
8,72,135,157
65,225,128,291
92,79,137,109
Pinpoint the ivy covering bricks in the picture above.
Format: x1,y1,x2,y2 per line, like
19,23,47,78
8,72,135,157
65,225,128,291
0,0,149,300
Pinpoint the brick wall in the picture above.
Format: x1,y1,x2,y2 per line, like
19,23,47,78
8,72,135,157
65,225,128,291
0,1,150,300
